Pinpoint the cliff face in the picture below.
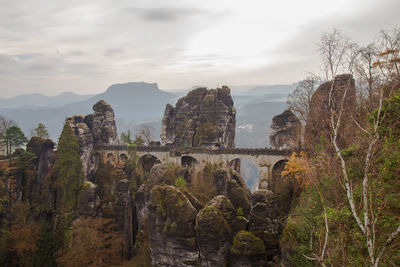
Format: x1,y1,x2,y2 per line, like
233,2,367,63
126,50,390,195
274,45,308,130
304,74,356,150
161,86,236,147
133,164,287,266
269,109,301,150
66,100,118,179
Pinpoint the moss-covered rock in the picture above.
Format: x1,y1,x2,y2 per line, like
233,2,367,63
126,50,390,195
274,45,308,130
208,195,236,224
229,230,267,267
227,179,251,217
148,185,199,266
231,216,249,235
230,230,266,256
196,205,230,266
248,189,282,263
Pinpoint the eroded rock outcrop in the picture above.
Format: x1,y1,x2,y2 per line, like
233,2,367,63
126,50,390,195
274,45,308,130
148,185,199,266
248,189,285,265
26,137,57,212
131,160,289,266
230,230,267,267
304,74,356,150
77,181,102,218
270,109,301,150
113,179,136,260
196,205,231,267
161,86,236,147
66,100,118,179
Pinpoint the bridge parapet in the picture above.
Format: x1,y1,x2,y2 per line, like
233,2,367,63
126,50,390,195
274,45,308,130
94,145,292,156
94,145,292,191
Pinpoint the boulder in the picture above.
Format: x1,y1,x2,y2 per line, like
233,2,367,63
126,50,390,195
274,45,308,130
208,195,236,225
134,164,197,229
229,230,267,267
148,185,199,266
196,205,230,267
270,109,301,150
160,86,236,147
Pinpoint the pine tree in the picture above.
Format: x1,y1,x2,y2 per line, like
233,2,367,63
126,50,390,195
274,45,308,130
56,123,83,211
34,221,57,267
34,123,49,139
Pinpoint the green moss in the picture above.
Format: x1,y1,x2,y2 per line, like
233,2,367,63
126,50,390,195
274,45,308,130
196,205,230,242
174,176,187,190
230,230,266,256
236,207,244,216
149,185,197,242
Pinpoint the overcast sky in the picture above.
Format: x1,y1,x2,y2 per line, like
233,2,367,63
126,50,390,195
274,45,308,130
0,0,399,97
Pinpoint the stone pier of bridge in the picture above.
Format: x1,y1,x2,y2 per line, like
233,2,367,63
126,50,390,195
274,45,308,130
94,145,291,190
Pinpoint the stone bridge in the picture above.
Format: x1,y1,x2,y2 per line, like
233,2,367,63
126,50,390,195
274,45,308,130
94,145,292,190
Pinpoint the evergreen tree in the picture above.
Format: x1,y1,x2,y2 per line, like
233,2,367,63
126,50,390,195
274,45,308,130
0,126,27,159
56,123,83,211
120,129,133,144
34,123,49,139
34,221,57,267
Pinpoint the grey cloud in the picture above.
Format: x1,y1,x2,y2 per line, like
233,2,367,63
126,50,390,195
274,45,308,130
125,7,205,22
26,63,54,72
0,52,104,77
104,48,124,57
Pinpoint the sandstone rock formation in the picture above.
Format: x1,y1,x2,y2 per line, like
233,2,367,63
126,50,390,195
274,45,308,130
148,185,199,266
161,86,236,147
26,137,57,211
196,205,231,267
113,179,136,260
230,230,267,267
66,100,118,179
77,181,102,217
304,74,356,150
269,109,301,150
248,190,281,260
130,161,295,266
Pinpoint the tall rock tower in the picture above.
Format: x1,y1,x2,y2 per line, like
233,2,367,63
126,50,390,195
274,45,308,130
269,109,301,150
161,86,236,147
304,74,356,150
66,100,119,179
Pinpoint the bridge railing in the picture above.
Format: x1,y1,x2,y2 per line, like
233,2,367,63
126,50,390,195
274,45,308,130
94,145,291,156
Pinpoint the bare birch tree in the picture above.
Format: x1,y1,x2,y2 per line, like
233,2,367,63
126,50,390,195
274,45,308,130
287,73,320,125
320,28,400,267
136,125,154,145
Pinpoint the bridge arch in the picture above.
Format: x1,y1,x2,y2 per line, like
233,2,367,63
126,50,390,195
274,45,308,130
119,153,128,162
137,154,161,173
106,152,116,164
181,156,200,169
270,159,293,212
228,158,259,191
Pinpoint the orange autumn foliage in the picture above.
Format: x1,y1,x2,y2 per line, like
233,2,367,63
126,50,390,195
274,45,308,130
281,152,311,188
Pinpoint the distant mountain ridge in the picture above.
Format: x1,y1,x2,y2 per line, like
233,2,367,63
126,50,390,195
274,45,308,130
0,82,178,140
0,82,291,147
244,83,297,95
0,92,94,108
